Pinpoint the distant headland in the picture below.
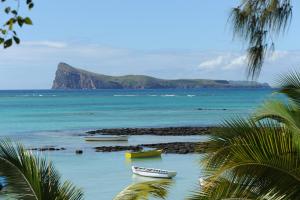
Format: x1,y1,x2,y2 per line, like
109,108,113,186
51,62,270,89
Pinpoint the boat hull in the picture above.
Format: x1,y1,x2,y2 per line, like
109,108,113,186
84,136,128,141
132,166,176,179
125,150,162,158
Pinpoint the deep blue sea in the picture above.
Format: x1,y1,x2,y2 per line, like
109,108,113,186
0,89,274,199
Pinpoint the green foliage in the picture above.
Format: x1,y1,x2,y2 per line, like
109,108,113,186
195,71,300,199
0,139,84,200
253,72,300,133
113,180,172,200
0,0,34,48
276,71,300,105
230,0,292,79
254,100,300,133
195,118,300,199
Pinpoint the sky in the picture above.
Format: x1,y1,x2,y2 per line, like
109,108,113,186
0,0,300,89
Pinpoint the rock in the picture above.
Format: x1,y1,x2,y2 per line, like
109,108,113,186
94,145,142,152
197,108,228,111
75,150,83,154
28,146,66,151
86,127,215,136
93,142,210,154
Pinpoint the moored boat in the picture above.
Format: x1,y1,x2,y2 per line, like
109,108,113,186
125,149,162,158
84,135,128,141
132,166,177,179
0,176,6,190
199,176,217,188
199,177,206,186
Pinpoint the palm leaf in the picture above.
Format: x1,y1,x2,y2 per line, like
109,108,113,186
253,100,300,133
0,139,83,200
114,180,172,200
276,71,300,105
198,118,300,199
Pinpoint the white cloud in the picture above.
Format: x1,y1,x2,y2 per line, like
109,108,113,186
22,41,68,48
198,56,225,69
0,41,299,89
223,55,247,69
198,53,247,71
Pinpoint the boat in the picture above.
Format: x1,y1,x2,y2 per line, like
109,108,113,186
125,149,162,158
132,166,177,179
84,135,128,141
199,177,207,186
0,176,6,190
199,176,217,188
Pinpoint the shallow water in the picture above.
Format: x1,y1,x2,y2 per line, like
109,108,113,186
0,89,274,199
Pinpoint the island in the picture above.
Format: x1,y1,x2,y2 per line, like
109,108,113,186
52,62,270,89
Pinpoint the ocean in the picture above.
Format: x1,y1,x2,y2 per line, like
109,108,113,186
0,88,274,199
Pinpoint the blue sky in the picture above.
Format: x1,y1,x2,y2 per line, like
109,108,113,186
0,0,300,89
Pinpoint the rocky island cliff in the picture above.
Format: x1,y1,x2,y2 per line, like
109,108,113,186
52,62,270,89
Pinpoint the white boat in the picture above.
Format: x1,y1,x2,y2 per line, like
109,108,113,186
132,166,177,179
199,176,215,187
84,135,128,141
199,177,206,186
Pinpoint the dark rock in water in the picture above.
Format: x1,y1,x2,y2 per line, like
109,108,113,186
87,127,214,136
141,142,205,154
29,146,66,151
95,145,143,152
75,150,83,154
52,62,270,89
94,142,209,154
197,108,228,111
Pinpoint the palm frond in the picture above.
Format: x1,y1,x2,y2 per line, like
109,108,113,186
253,100,300,133
0,139,83,200
199,118,300,199
276,71,300,105
114,180,172,200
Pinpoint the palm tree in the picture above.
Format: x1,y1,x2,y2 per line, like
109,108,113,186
0,139,83,200
188,117,300,199
254,72,300,133
183,71,300,200
114,180,172,200
186,71,300,200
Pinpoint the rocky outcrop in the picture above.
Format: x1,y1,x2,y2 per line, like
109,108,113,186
94,142,209,154
29,146,66,151
142,142,208,154
86,127,214,136
52,62,270,89
95,145,143,152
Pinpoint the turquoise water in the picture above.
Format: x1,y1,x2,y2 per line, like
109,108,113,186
0,89,274,199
